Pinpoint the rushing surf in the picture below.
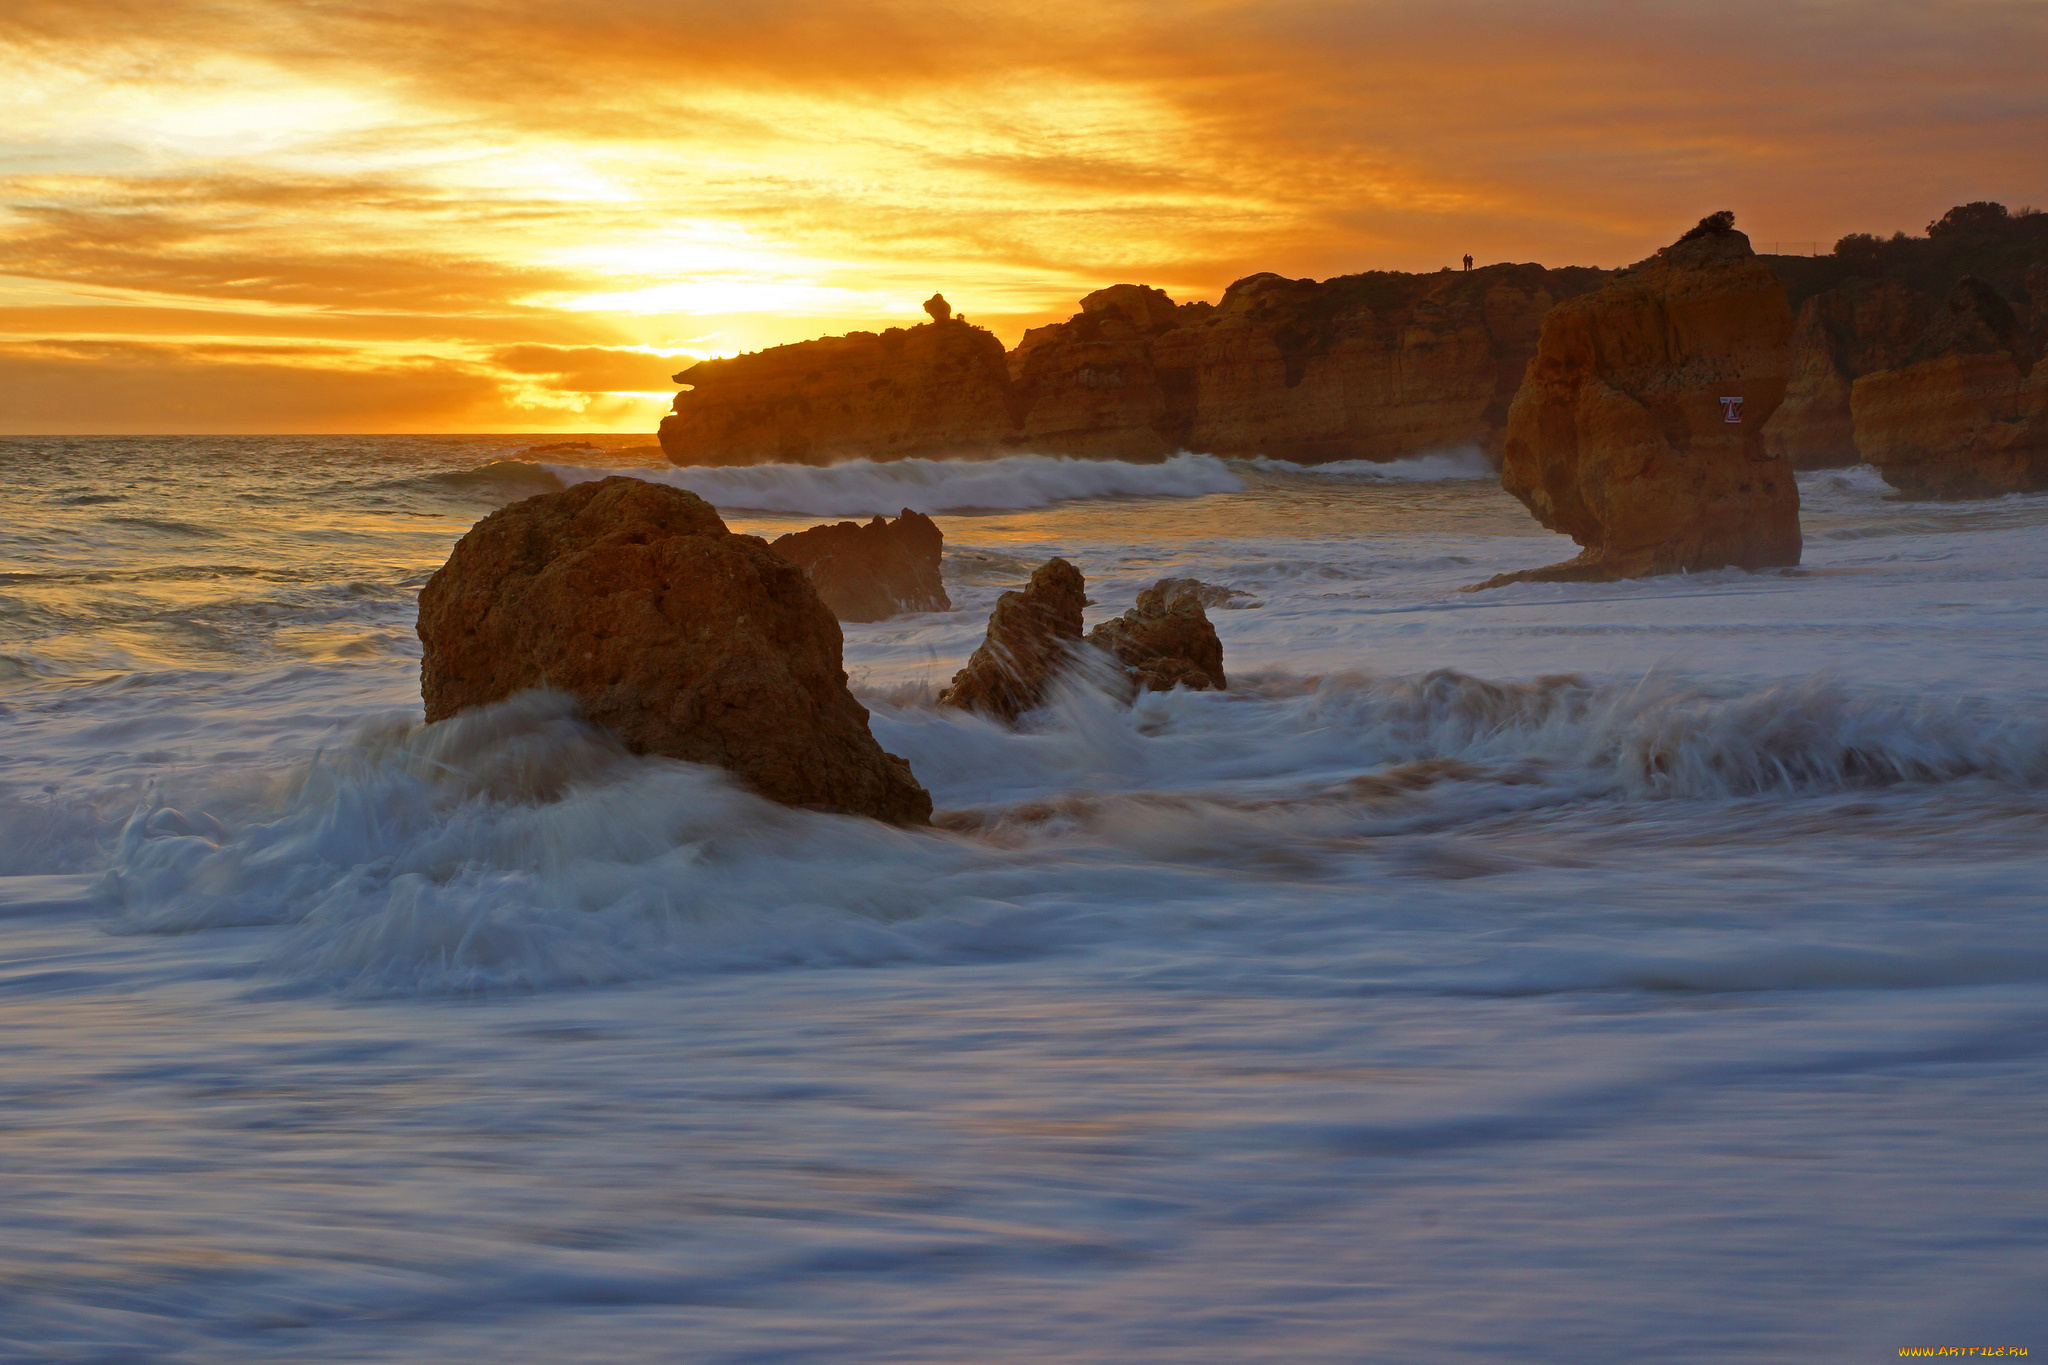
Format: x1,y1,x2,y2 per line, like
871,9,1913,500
3,433,2047,1358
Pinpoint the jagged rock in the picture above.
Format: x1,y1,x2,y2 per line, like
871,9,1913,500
924,293,952,322
1762,279,1933,469
1085,580,1227,693
658,314,1017,466
1851,276,2048,498
937,558,1085,722
768,509,951,623
1480,217,1800,587
417,476,932,825
1138,576,1254,610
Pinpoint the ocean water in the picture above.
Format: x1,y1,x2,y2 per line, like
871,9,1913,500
2,435,2045,1361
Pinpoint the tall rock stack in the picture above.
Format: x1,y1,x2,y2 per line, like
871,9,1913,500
1485,214,1799,585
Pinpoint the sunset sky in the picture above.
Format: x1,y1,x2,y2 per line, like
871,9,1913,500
2,0,2043,434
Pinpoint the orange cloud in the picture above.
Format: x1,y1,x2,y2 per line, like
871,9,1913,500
1,0,2042,432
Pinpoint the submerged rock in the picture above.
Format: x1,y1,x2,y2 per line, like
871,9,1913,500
1482,214,1799,587
1085,579,1227,693
1137,576,1257,610
417,476,932,825
1850,276,2048,498
937,558,1086,722
768,509,951,623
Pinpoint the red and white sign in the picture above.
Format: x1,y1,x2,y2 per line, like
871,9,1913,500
1720,396,1744,423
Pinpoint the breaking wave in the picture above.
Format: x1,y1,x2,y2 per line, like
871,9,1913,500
1241,447,1497,482
88,666,2048,996
544,452,1247,516
409,447,1497,520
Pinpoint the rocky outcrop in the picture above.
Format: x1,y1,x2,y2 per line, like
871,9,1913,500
1133,576,1254,610
1004,284,1206,459
1141,264,1608,463
1483,216,1799,586
659,266,1608,468
417,476,932,825
659,315,1017,466
1085,579,1227,693
937,558,1085,722
768,509,950,623
1762,279,1933,469
1850,277,2048,498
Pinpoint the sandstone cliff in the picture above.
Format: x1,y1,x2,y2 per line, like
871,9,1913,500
417,477,932,825
659,315,1017,466
1484,216,1799,585
658,267,1607,467
1850,276,2048,498
1761,279,1932,469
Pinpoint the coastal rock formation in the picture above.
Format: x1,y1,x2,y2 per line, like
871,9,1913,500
1146,264,1607,463
768,509,951,622
1003,266,1610,461
937,557,1085,722
1006,284,1203,459
1133,576,1254,610
1850,277,2048,498
1761,279,1933,469
1485,214,1800,585
659,266,1608,468
417,476,932,825
1085,579,1227,693
659,314,1017,466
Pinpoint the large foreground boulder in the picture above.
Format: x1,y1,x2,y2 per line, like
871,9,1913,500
937,558,1085,722
1850,277,2048,498
1485,214,1799,586
417,477,932,825
768,509,951,622
1085,580,1227,692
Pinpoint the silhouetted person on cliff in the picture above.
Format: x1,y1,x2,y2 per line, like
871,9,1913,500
1462,254,1473,271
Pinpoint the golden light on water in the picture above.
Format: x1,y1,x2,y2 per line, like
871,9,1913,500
0,0,2042,433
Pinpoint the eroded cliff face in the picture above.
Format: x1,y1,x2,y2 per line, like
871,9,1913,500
659,316,1017,466
1762,279,1933,470
1159,265,1607,463
657,266,1608,467
1850,276,2048,498
1487,222,1799,584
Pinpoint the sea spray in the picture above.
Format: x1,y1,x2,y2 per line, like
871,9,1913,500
544,452,1247,515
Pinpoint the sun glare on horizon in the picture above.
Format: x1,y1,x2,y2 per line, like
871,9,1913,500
1,0,2042,433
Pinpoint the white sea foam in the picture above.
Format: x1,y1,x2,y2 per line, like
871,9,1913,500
9,435,2048,1360
89,666,2048,996
1240,447,1497,481
543,451,1247,516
